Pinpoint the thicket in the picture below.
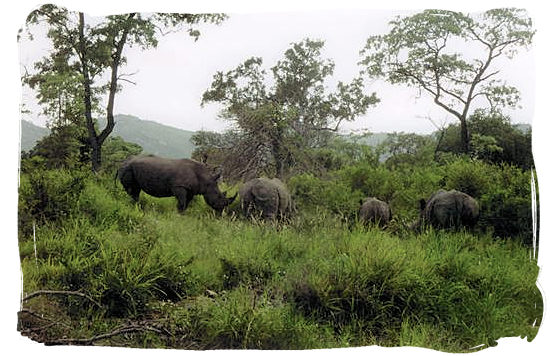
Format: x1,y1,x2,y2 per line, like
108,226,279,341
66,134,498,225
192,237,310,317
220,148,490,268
18,153,540,350
289,157,535,245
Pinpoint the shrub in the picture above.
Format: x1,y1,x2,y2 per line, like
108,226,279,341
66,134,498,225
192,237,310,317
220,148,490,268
442,158,493,199
340,163,403,202
288,173,362,219
19,169,89,237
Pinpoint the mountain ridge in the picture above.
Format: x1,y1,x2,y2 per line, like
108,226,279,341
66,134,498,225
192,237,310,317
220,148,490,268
21,114,197,159
20,115,532,158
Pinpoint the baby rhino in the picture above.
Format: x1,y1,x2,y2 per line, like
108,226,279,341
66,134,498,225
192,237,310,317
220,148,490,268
359,197,392,227
240,177,293,220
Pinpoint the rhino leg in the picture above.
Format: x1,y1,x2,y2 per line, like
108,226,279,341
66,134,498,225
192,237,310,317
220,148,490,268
127,186,141,203
118,166,141,202
173,186,191,213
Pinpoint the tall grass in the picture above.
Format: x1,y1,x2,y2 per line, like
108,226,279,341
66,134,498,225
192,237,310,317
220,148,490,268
18,172,541,351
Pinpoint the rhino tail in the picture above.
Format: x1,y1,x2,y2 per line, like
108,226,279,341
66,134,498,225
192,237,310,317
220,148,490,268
251,184,271,201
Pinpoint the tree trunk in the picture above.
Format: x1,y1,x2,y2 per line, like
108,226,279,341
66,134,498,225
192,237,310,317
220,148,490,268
272,140,285,179
90,141,101,172
97,13,136,148
78,12,100,173
459,116,470,154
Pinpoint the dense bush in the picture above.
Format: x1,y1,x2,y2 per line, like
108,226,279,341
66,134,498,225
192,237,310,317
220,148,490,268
18,169,541,350
18,169,89,237
285,156,535,244
441,158,493,198
288,173,363,219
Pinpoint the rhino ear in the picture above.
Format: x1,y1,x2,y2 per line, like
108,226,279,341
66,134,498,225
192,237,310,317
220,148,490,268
419,198,426,211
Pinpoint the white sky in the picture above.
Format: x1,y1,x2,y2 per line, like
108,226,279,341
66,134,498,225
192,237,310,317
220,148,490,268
18,7,535,134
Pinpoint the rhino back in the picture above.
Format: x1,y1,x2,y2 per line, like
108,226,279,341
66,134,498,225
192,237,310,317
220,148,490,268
425,190,479,228
360,198,390,224
240,177,293,219
130,156,200,197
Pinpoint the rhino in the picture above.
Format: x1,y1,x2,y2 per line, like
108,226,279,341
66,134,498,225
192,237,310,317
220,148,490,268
358,197,392,227
117,155,236,213
239,177,293,220
416,189,479,230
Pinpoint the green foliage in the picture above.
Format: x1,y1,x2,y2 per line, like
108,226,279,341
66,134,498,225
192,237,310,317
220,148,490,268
377,132,435,169
341,163,404,202
360,8,534,153
439,109,533,168
100,136,143,174
288,173,363,219
21,124,88,171
18,169,89,236
201,38,379,178
441,158,492,198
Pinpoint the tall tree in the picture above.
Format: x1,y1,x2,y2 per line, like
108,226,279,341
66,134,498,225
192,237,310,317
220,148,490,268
360,8,534,153
202,39,379,178
24,4,226,172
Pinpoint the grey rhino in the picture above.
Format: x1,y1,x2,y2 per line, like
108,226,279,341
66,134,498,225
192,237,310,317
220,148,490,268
239,177,293,220
358,197,392,227
417,189,479,229
117,155,236,213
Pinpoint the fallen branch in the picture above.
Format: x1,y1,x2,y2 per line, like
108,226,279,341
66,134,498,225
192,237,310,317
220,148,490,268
19,308,71,328
22,290,102,308
44,323,168,346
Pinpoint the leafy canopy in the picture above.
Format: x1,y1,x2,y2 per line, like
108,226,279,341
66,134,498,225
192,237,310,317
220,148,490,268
359,8,533,152
23,4,226,171
360,8,532,113
201,38,379,178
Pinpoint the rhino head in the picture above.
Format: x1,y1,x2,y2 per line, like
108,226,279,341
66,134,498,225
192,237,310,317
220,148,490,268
203,171,237,212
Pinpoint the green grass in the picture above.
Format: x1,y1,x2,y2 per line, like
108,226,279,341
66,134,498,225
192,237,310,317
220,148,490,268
18,175,541,351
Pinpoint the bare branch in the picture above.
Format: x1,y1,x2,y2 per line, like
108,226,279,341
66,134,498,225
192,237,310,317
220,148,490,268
22,289,102,308
479,70,500,82
44,323,168,346
118,78,137,85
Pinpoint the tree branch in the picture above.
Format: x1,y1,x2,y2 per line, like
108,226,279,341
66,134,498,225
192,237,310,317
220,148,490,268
44,323,168,346
22,289,102,308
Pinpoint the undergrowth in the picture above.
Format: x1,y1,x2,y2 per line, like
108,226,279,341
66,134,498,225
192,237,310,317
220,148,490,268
17,172,541,351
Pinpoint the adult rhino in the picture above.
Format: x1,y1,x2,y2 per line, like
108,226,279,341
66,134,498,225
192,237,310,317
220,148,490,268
416,189,479,230
239,177,293,220
358,197,392,227
117,156,236,213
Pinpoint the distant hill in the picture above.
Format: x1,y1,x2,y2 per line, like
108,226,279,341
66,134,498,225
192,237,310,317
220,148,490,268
348,132,389,146
21,116,530,159
513,123,531,134
97,114,196,159
20,120,49,152
20,114,196,159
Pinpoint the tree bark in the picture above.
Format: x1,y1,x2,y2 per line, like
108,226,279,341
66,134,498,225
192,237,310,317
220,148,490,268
79,13,136,172
459,116,470,154
78,12,101,172
97,13,136,147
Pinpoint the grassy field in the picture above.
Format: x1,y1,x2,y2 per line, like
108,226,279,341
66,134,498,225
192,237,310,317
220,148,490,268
17,173,542,351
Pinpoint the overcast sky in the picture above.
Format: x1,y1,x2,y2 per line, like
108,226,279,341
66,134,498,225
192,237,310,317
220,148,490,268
19,7,535,135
